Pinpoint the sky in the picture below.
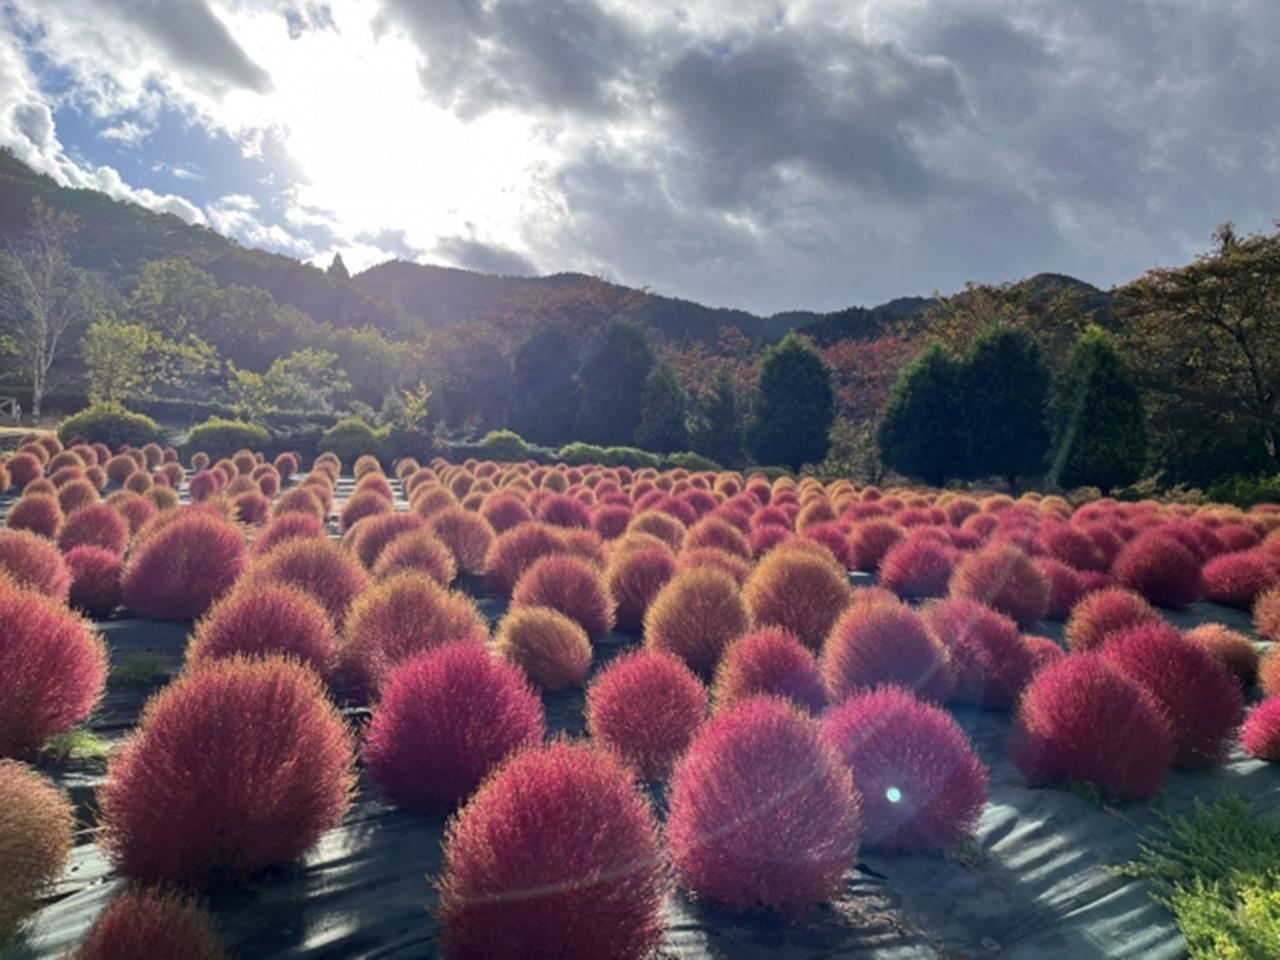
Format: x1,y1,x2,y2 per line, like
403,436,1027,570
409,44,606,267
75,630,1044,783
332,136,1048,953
1,0,1278,315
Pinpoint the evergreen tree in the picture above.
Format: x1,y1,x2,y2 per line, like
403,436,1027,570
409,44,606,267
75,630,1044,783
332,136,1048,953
509,326,581,447
635,360,689,452
327,253,350,281
748,333,834,471
574,318,655,445
959,324,1050,489
690,367,745,468
877,341,964,486
1049,326,1147,493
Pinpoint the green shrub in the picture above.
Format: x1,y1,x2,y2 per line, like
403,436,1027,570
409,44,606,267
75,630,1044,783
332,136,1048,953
58,405,161,448
664,451,721,472
185,417,270,461
478,430,534,462
319,417,389,465
1207,474,1280,509
558,442,609,466
602,446,661,469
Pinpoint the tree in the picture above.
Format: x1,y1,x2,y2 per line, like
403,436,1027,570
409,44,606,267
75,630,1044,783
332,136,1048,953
575,318,655,446
635,360,688,453
83,319,151,406
1121,222,1280,474
1048,326,1147,493
690,367,745,468
748,333,834,471
425,322,513,433
959,324,1050,489
327,253,350,281
126,258,222,340
230,349,352,420
509,326,581,447
877,342,964,486
0,199,95,420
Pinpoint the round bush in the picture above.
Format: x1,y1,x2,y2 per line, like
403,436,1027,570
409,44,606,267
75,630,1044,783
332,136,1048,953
1185,623,1259,685
743,546,853,651
585,650,707,781
0,529,71,601
1100,622,1244,769
949,543,1050,628
511,554,615,642
666,697,859,912
1203,549,1279,609
644,566,750,677
1041,523,1107,572
188,583,337,675
69,887,226,960
245,537,370,628
626,509,686,552
438,742,667,960
250,511,325,557
685,516,751,559
1035,556,1087,620
371,529,457,584
271,485,325,520
185,418,269,462
65,545,122,619
429,507,495,577
494,605,592,692
99,656,354,887
364,642,543,814
823,599,955,704
340,571,488,700
120,512,245,620
108,491,157,535
1113,532,1204,609
483,523,565,596
57,405,160,450
1025,634,1066,673
232,490,269,525
339,489,392,532
345,511,427,569
1257,584,1280,643
537,492,593,529
713,627,826,714
5,452,43,490
1240,697,1280,762
480,493,533,533
58,503,129,554
823,685,987,852
879,531,956,601
606,542,677,632
1011,653,1175,801
1064,587,1161,652
922,596,1034,708
5,493,63,538
0,761,75,943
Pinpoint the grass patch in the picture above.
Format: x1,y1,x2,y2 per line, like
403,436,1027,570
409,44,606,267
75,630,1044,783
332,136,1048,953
42,727,112,763
1115,795,1280,959
109,651,171,687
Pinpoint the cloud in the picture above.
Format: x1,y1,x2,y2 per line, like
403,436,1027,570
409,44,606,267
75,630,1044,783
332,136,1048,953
206,192,314,254
434,234,537,276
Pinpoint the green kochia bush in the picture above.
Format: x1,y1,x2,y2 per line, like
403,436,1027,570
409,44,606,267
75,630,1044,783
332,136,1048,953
58,405,160,448
185,418,269,461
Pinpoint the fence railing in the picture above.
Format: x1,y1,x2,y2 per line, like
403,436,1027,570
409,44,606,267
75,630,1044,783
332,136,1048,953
0,397,21,425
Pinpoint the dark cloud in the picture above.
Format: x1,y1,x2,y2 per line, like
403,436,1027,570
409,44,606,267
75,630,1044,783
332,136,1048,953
435,235,538,276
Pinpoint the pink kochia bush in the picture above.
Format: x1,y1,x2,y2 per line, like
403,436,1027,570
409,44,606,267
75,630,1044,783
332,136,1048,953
823,597,955,705
1240,697,1280,762
511,553,615,642
666,697,860,912
0,528,72,600
187,583,337,675
363,642,544,814
823,685,987,852
1011,653,1175,801
244,537,370,628
64,545,122,619
585,649,708,781
437,742,668,960
878,530,956,601
605,542,677,632
1112,532,1204,609
1064,587,1161,652
1202,549,1279,609
57,502,129,554
713,628,827,715
99,656,354,888
923,597,1034,708
69,887,227,960
0,583,107,759
949,543,1050,628
121,512,245,620
1100,622,1244,769
5,493,63,538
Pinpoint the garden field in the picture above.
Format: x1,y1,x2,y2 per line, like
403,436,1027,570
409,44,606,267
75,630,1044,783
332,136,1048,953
1,435,1278,959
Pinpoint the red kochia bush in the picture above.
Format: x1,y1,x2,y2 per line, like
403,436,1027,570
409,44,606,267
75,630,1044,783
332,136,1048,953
120,512,245,620
483,522,565,596
511,553,615,641
339,489,392,532
1257,585,1280,643
65,545,122,619
1064,587,1161,652
1024,634,1067,673
1240,697,1280,762
714,628,827,714
1185,623,1259,685
666,697,859,912
57,502,129,554
923,597,1034,708
187,470,220,502
251,510,326,557
949,543,1050,628
245,537,370,628
494,605,592,692
480,493,533,534
1202,549,1279,608
371,529,458,584
0,528,71,600
823,685,987,852
5,451,43,489
1011,653,1175,801
187,583,337,675
1035,556,1086,620
823,598,955,704
0,584,107,759
429,507,496,576
345,511,427,569
99,656,354,887
878,531,956,600
5,493,63,538
606,542,677,632
1100,622,1244,769
644,566,750,676
0,760,75,943
1041,523,1108,572
340,571,488,700
70,888,227,960
437,742,668,960
363,642,544,813
585,650,707,780
108,491,157,534
743,546,853,651
1112,532,1204,608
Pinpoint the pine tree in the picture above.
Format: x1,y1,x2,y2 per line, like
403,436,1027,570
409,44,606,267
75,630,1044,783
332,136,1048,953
959,324,1050,489
326,253,350,281
748,334,834,471
691,367,745,468
877,342,964,486
574,318,655,446
1049,326,1147,492
509,327,581,447
635,360,689,453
